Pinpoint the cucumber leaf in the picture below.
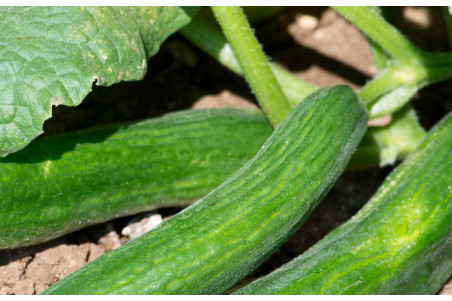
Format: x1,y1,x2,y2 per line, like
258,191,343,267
0,6,199,157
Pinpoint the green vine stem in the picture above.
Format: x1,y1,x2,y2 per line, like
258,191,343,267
333,6,423,63
365,7,392,72
211,6,291,127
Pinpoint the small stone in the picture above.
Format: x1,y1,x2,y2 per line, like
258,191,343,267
296,14,319,31
121,212,163,240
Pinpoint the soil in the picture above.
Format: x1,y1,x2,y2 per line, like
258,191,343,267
1,7,452,295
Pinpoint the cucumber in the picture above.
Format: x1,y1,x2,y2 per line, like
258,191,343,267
0,108,273,249
235,112,452,295
42,85,368,295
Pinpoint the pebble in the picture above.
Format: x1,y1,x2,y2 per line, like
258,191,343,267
296,14,319,31
121,212,163,240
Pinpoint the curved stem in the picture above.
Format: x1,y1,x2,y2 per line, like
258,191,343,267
211,6,291,127
365,7,392,72
359,66,402,106
334,6,423,63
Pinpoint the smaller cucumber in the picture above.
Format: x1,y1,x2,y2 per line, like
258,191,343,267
43,85,367,295
0,108,272,249
235,111,452,295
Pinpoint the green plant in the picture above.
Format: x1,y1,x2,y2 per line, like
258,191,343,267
0,6,451,295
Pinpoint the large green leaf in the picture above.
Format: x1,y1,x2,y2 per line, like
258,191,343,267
0,6,199,157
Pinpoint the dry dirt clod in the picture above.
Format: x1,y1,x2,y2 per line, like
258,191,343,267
285,9,374,90
0,256,33,295
25,243,91,293
403,7,431,29
0,222,128,295
87,243,106,262
192,90,258,110
95,223,122,252
439,278,452,295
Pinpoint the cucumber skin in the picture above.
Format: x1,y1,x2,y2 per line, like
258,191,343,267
43,85,368,295
0,109,273,249
236,112,452,295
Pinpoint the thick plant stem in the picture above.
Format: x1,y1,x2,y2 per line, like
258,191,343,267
334,6,423,63
211,6,291,127
365,7,391,72
367,38,391,72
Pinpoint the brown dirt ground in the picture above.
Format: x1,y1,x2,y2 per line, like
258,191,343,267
1,7,452,295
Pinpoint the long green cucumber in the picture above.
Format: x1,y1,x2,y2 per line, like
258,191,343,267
236,112,452,295
0,102,410,250
42,85,368,295
0,108,273,249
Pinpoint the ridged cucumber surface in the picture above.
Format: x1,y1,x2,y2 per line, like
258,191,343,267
236,112,452,295
0,109,273,249
43,85,368,295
